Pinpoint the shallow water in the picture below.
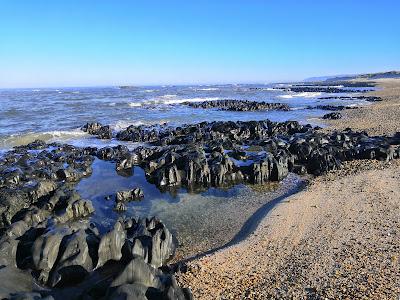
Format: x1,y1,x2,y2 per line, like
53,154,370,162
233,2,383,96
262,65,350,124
75,157,305,258
0,84,373,150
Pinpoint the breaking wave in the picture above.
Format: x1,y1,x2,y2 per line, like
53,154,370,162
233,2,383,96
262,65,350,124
279,92,322,99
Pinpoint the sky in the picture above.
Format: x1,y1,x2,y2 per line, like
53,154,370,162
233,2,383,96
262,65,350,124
0,0,399,88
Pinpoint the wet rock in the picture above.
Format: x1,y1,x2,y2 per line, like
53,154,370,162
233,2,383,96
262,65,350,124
55,197,94,223
0,180,57,228
96,221,127,268
82,122,112,139
108,255,192,300
56,168,84,182
307,105,356,111
110,256,162,289
116,155,134,175
209,153,244,187
48,229,97,287
184,99,290,111
323,112,342,120
31,228,70,284
307,148,342,175
108,283,148,300
155,164,183,187
114,202,127,212
116,188,144,202
6,292,54,300
181,148,211,188
279,86,367,93
15,139,47,150
148,222,175,267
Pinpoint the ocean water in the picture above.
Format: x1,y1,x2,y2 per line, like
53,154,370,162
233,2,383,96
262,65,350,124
0,84,372,150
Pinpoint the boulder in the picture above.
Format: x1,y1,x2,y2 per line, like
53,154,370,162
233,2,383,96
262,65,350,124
31,228,70,284
322,112,342,120
116,188,144,202
48,229,97,287
96,221,127,268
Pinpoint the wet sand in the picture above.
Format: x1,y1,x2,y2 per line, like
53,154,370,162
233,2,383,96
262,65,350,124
176,79,400,299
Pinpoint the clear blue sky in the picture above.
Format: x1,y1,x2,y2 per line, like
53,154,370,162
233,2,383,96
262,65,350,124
0,0,399,87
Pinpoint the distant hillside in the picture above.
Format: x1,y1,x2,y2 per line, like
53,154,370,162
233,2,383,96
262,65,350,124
304,74,355,82
356,71,400,80
305,71,400,82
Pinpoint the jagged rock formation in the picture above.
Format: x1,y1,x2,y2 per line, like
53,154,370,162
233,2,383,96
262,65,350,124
183,99,290,111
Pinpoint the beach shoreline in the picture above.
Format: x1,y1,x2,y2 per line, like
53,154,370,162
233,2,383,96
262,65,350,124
0,79,399,299
176,79,400,299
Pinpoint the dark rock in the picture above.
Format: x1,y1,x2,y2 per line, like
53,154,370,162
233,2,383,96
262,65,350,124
48,229,96,287
114,202,127,212
116,188,144,202
82,122,112,139
54,197,94,223
322,112,342,120
32,228,70,284
96,221,126,268
184,99,290,111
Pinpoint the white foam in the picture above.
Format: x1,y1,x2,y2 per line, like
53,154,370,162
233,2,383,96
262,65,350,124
128,97,221,107
195,88,220,91
128,102,142,107
111,119,169,131
160,94,177,98
112,120,145,130
0,129,88,149
162,97,220,105
279,92,322,99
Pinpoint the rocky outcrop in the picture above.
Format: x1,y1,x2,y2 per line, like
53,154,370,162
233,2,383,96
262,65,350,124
277,86,369,93
32,228,69,284
108,256,191,300
82,122,112,139
55,197,94,223
318,95,382,102
96,221,127,268
184,99,290,111
116,188,144,202
307,105,357,111
124,217,176,268
323,112,342,120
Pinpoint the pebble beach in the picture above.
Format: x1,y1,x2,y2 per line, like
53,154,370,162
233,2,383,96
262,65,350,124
176,79,400,299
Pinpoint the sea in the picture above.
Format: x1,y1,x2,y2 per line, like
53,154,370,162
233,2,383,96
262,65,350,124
0,83,372,151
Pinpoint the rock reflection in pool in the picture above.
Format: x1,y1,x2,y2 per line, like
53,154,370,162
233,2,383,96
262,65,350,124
77,158,304,259
76,158,242,233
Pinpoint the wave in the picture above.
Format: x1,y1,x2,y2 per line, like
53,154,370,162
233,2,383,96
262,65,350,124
128,102,142,107
0,129,88,150
128,97,221,107
194,88,220,91
279,92,322,99
111,120,169,131
160,94,177,98
162,97,220,105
